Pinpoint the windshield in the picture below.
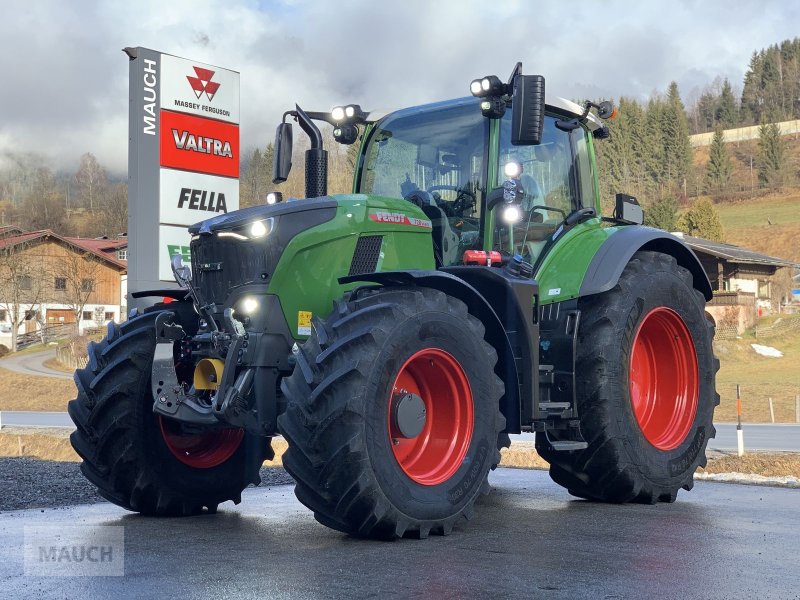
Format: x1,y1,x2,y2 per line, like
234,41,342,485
494,113,581,262
357,99,489,266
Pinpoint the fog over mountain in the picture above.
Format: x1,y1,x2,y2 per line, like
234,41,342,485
1,0,798,175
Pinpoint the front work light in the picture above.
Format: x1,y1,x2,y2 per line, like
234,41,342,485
266,192,283,205
503,161,522,179
502,204,522,224
331,104,365,124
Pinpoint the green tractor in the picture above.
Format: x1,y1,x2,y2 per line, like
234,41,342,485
69,64,718,539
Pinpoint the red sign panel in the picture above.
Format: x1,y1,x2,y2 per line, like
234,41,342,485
160,110,239,178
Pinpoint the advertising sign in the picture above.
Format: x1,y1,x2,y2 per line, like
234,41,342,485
127,47,240,307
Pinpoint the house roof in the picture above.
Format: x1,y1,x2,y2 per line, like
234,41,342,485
0,230,127,270
0,226,25,239
675,233,799,268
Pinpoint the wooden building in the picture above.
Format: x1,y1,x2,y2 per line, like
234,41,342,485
674,233,798,333
0,230,127,349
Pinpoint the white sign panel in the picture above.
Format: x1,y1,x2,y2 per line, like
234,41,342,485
159,169,239,227
159,224,193,281
160,54,240,124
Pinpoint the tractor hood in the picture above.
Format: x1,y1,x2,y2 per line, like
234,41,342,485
188,196,338,235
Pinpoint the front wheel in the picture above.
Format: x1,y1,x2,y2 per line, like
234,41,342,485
537,251,720,503
279,287,505,539
68,307,273,515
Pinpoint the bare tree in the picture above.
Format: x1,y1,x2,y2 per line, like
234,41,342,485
74,153,107,212
60,249,103,330
99,182,128,237
0,242,49,351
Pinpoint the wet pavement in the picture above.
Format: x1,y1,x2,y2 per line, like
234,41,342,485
1,468,797,599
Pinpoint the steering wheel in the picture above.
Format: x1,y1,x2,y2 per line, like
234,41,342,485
426,185,476,216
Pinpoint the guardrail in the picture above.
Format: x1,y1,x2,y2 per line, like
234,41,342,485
0,411,74,429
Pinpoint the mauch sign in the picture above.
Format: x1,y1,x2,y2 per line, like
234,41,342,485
125,47,240,299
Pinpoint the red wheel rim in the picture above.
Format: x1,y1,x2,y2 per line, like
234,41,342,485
388,348,474,486
629,307,699,451
159,417,244,468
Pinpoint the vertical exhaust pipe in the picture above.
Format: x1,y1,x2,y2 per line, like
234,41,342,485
294,105,328,198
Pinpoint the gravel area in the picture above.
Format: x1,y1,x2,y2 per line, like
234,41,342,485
0,458,295,513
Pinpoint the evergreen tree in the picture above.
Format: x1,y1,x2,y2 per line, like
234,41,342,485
705,126,733,194
715,79,738,127
757,119,786,188
644,196,678,231
653,82,692,193
677,198,724,241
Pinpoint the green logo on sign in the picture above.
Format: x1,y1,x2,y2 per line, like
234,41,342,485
167,245,191,263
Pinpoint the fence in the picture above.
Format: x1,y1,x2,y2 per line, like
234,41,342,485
15,324,76,351
55,342,88,370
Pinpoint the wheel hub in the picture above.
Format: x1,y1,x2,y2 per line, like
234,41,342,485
391,391,427,439
629,307,699,451
387,348,474,486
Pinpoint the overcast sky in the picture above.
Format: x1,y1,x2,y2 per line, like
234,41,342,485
1,0,798,176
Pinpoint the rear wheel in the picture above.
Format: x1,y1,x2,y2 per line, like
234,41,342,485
279,287,505,539
68,306,273,515
537,251,719,503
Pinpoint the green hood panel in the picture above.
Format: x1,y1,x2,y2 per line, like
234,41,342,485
267,194,435,339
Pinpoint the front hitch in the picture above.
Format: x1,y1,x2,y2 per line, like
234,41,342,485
151,310,259,432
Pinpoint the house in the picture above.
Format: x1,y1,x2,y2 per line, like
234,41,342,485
0,229,127,349
674,233,799,332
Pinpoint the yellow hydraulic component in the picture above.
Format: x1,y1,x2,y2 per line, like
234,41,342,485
194,358,225,391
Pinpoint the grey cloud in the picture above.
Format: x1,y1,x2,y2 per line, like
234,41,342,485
0,0,798,176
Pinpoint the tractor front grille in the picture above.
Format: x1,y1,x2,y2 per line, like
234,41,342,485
348,235,383,276
190,235,270,304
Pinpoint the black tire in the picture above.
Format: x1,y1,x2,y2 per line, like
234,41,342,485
278,287,505,539
537,251,719,503
68,306,273,515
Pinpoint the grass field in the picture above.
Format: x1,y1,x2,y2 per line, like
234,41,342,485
0,372,75,412
713,316,800,423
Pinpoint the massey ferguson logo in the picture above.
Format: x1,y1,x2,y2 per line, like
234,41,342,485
172,129,234,158
186,66,220,101
177,188,228,213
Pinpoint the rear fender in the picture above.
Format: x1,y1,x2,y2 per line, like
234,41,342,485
579,227,713,301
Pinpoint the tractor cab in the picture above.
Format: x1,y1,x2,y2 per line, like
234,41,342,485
353,96,602,268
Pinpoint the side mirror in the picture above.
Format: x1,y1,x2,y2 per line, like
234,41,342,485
170,255,191,287
614,193,643,225
511,75,545,146
272,123,293,183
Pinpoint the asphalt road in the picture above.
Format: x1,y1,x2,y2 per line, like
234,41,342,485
510,423,800,453
0,468,797,599
0,349,72,380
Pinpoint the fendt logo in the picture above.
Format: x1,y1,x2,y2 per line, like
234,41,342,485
186,66,220,101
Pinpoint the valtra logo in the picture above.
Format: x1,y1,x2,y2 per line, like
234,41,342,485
186,67,220,102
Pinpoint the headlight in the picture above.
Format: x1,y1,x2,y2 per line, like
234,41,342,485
249,219,271,238
239,297,259,315
215,217,274,240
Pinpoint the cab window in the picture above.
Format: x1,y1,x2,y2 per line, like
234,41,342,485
494,114,581,262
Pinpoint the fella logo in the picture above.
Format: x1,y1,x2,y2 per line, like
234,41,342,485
186,67,220,101
178,188,228,213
